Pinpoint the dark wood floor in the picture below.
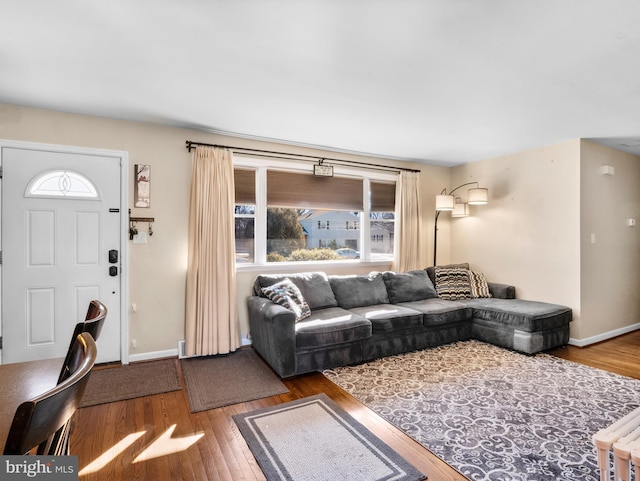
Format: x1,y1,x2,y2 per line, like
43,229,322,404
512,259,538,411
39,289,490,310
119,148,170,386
72,330,640,481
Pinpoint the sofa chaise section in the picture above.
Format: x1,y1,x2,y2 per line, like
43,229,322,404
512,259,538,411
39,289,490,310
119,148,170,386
463,298,572,354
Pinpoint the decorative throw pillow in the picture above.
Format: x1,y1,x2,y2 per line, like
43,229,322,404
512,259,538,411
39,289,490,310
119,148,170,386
469,271,492,298
382,270,438,303
434,267,472,300
426,263,469,287
261,279,311,322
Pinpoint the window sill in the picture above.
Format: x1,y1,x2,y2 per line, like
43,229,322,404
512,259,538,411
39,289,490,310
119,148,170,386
235,259,394,274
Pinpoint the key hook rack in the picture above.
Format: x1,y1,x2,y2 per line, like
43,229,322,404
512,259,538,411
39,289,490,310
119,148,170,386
129,209,155,240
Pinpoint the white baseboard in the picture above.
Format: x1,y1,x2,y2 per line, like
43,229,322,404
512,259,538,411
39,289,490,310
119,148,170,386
569,323,640,347
126,337,252,364
128,348,179,364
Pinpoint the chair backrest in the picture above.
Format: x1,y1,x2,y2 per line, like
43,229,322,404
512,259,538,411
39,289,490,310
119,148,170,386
4,332,97,455
83,300,108,342
58,300,107,383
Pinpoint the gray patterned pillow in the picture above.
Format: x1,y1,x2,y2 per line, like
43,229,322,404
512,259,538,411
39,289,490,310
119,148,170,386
261,279,311,322
469,271,492,298
434,267,472,300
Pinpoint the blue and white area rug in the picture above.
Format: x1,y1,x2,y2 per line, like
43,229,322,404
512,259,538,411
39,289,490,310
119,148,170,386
324,340,640,481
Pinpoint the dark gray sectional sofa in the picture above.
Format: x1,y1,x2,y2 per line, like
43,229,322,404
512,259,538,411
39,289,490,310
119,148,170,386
247,267,572,378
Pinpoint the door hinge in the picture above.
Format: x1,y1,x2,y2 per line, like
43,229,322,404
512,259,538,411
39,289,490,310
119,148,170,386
0,165,3,178
0,250,2,264
0,336,2,349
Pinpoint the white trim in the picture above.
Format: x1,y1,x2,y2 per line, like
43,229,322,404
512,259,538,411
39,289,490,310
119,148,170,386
129,338,251,363
236,259,393,274
128,348,178,363
0,138,130,365
119,154,130,365
569,323,640,347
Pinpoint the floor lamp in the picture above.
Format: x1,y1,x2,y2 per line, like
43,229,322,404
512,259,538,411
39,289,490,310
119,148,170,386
433,182,488,266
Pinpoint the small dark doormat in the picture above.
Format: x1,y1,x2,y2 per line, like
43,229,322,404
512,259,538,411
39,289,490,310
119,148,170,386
181,348,289,413
79,358,181,408
233,394,425,481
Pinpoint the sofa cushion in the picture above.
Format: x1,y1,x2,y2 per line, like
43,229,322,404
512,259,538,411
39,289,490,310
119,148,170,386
469,271,492,298
254,272,338,311
349,304,423,333
434,266,472,300
261,279,311,322
464,298,572,332
487,282,516,299
398,298,473,327
295,307,372,349
329,272,389,309
383,270,438,303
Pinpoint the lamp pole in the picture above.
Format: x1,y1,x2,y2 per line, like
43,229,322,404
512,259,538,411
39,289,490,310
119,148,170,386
433,210,441,266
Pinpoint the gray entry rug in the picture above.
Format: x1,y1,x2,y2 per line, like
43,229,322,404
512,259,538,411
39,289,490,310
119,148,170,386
80,358,181,407
181,348,289,412
233,393,425,481
324,340,640,481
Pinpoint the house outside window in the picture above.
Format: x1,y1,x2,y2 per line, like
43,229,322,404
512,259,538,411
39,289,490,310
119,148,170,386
345,220,359,230
233,157,396,265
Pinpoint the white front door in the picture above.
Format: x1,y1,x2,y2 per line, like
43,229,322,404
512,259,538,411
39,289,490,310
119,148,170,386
1,144,126,364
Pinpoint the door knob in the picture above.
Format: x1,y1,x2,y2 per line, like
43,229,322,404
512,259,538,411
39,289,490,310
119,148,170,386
109,266,118,277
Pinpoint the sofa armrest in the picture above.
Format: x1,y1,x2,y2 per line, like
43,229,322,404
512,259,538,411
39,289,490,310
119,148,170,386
247,296,297,378
488,282,516,299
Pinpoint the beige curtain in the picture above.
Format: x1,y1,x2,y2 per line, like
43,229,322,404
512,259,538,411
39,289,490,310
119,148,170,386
185,147,240,356
393,171,422,272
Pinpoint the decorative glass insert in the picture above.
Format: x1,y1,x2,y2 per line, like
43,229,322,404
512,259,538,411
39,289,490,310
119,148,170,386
26,170,99,198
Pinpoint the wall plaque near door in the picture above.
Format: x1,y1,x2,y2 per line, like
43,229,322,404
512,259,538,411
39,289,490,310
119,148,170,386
134,164,150,207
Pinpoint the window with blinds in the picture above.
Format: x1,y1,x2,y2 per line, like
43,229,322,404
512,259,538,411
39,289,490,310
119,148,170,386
370,180,396,257
234,168,255,264
233,166,396,264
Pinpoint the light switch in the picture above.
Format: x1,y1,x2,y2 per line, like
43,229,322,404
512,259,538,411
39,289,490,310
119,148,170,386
600,165,615,175
627,219,636,227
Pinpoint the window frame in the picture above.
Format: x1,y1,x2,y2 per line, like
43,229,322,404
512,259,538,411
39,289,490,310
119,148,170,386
233,155,397,271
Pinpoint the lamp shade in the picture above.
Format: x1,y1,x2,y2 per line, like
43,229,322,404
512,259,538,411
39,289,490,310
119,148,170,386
435,194,454,211
468,187,488,205
451,202,469,217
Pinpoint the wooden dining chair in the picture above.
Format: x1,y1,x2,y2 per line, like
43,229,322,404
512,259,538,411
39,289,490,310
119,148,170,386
82,299,108,341
57,300,107,384
3,332,97,455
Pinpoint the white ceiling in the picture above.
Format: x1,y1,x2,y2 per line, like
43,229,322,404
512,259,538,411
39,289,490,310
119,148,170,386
1,0,639,166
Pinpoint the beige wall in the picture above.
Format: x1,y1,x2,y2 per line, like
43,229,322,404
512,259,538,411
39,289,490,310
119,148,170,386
0,103,446,358
444,139,640,343
447,140,583,337
580,140,640,340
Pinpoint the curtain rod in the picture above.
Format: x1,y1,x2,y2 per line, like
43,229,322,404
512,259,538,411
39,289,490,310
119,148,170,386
185,140,421,173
